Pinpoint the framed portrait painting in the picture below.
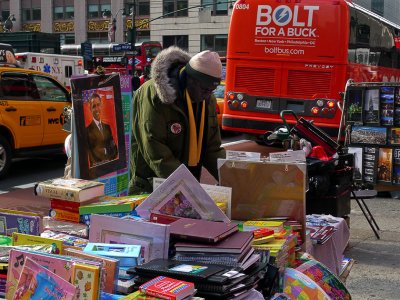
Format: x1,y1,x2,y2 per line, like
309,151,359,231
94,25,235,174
71,74,126,179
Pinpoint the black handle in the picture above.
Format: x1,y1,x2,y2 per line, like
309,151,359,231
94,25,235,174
5,107,16,112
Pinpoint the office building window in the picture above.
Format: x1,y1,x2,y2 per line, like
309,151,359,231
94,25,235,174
125,0,150,17
163,0,188,17
201,34,227,56
88,2,111,19
0,10,9,22
201,0,228,15
87,32,109,44
371,0,384,16
21,0,41,21
54,3,74,20
59,33,75,45
163,35,188,51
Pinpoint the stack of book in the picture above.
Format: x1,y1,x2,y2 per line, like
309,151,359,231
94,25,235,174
35,177,106,223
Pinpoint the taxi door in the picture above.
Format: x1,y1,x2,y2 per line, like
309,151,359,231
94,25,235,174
30,74,70,146
0,72,43,148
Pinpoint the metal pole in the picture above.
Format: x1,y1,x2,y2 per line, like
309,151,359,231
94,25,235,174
131,0,137,91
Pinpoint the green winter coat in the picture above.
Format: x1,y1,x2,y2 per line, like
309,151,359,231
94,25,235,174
128,47,225,194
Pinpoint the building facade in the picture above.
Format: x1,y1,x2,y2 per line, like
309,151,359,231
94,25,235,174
0,0,232,55
0,0,398,55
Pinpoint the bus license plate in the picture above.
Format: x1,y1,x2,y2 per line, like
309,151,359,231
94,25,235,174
256,99,272,109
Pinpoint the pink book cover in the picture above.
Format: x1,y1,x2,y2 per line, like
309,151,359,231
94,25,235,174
13,257,76,300
6,249,74,299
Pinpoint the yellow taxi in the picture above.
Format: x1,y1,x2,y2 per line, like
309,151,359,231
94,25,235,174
0,65,71,178
213,81,225,128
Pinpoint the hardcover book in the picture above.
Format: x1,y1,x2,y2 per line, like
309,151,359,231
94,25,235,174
12,232,63,254
50,198,82,213
6,249,74,299
139,276,195,300
150,212,181,225
35,177,105,202
63,247,119,294
242,220,284,233
169,218,238,243
79,195,146,215
308,225,337,244
89,214,170,261
72,262,101,300
43,216,89,238
41,230,88,249
49,208,81,223
13,257,77,300
137,164,230,223
174,231,252,253
0,209,41,236
377,147,393,183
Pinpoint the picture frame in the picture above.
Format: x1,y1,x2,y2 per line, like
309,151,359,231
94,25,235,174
347,147,363,180
89,214,170,261
346,87,364,124
350,126,387,145
136,164,230,223
394,87,400,126
389,128,400,145
377,148,393,183
380,86,394,126
71,74,126,179
363,88,380,125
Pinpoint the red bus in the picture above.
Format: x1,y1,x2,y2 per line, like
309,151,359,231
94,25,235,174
61,41,162,74
222,0,400,139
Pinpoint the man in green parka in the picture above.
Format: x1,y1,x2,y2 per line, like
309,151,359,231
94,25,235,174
128,47,226,194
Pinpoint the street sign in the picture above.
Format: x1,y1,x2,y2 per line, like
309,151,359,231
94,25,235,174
81,42,93,61
113,43,132,52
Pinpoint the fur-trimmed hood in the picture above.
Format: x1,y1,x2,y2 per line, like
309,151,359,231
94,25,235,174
150,46,191,104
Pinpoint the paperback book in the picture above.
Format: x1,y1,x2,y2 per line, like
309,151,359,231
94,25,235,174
84,242,141,267
308,225,337,244
0,209,41,236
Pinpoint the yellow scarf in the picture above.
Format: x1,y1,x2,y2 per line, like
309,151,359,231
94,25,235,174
185,89,205,166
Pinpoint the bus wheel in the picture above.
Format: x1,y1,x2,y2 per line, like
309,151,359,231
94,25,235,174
0,136,12,178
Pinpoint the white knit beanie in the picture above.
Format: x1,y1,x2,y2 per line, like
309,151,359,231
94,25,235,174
186,50,222,87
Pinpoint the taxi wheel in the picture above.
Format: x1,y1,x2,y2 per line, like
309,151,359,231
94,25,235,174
0,137,12,178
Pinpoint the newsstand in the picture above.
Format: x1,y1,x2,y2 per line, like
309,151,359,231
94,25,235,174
306,152,354,217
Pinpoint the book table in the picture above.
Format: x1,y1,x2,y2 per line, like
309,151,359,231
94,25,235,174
308,215,350,276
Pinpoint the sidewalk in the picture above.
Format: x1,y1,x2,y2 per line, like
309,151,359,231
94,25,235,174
345,196,400,299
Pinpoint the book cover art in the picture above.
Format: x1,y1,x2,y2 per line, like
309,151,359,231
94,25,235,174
71,74,126,180
49,208,81,223
79,195,146,215
392,148,400,184
346,88,363,124
12,232,63,254
389,128,400,145
42,216,89,238
377,148,393,183
84,243,141,267
89,214,170,261
347,147,363,180
36,177,105,202
63,247,119,294
0,209,41,236
363,88,379,125
72,262,101,300
6,249,74,299
137,164,230,223
13,257,76,300
380,86,395,126
309,225,337,244
350,126,387,145
394,87,400,126
139,276,195,300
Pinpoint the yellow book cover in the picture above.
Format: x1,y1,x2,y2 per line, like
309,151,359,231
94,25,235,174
50,208,80,223
243,220,284,227
0,208,40,216
12,232,63,254
252,235,275,245
72,262,101,300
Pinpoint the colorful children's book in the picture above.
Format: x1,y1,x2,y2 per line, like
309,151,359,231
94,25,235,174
0,209,41,236
35,177,105,202
6,249,74,299
72,262,101,300
13,257,76,300
12,232,63,254
84,243,141,267
49,208,81,223
64,247,119,294
139,276,195,300
43,216,89,238
241,220,284,233
79,195,147,215
41,230,88,249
